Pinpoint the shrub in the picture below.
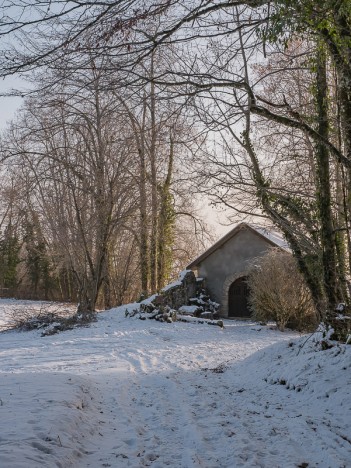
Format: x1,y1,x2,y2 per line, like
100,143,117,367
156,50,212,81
2,303,96,335
247,248,317,331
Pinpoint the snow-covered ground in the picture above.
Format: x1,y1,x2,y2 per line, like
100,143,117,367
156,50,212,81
0,299,350,468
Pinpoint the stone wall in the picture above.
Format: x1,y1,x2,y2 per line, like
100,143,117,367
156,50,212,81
153,270,204,310
136,270,221,325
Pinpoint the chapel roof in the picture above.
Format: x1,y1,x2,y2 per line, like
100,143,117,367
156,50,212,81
187,222,290,269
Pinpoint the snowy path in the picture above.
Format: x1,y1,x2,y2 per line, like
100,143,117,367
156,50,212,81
74,319,292,467
1,301,351,467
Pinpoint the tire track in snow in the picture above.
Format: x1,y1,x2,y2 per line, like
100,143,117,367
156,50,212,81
75,320,306,467
82,342,223,467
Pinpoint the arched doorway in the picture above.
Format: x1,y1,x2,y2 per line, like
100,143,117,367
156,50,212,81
228,276,251,318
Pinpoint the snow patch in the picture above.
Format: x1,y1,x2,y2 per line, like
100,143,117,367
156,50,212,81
178,305,199,315
0,373,98,468
161,269,191,292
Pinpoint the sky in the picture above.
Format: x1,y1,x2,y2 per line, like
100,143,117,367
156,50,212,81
0,76,26,130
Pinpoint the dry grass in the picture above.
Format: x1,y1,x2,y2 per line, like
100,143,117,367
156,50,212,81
247,249,317,332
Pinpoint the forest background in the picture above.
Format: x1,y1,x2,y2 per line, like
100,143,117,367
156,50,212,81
0,0,350,338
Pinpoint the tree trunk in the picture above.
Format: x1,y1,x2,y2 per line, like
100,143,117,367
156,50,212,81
149,55,159,293
157,132,175,289
139,96,150,297
314,47,340,314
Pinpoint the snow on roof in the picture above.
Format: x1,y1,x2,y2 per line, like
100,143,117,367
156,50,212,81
253,225,291,251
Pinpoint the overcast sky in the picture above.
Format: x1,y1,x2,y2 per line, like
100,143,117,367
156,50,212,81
0,76,26,131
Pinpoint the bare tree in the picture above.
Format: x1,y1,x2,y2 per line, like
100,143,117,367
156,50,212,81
3,62,139,310
2,1,350,337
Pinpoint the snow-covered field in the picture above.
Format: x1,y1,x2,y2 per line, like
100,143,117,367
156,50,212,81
0,299,350,468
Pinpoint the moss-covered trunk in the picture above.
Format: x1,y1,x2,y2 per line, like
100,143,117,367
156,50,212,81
157,133,175,290
314,47,340,313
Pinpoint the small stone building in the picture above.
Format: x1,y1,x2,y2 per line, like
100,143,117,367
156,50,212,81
187,222,289,318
